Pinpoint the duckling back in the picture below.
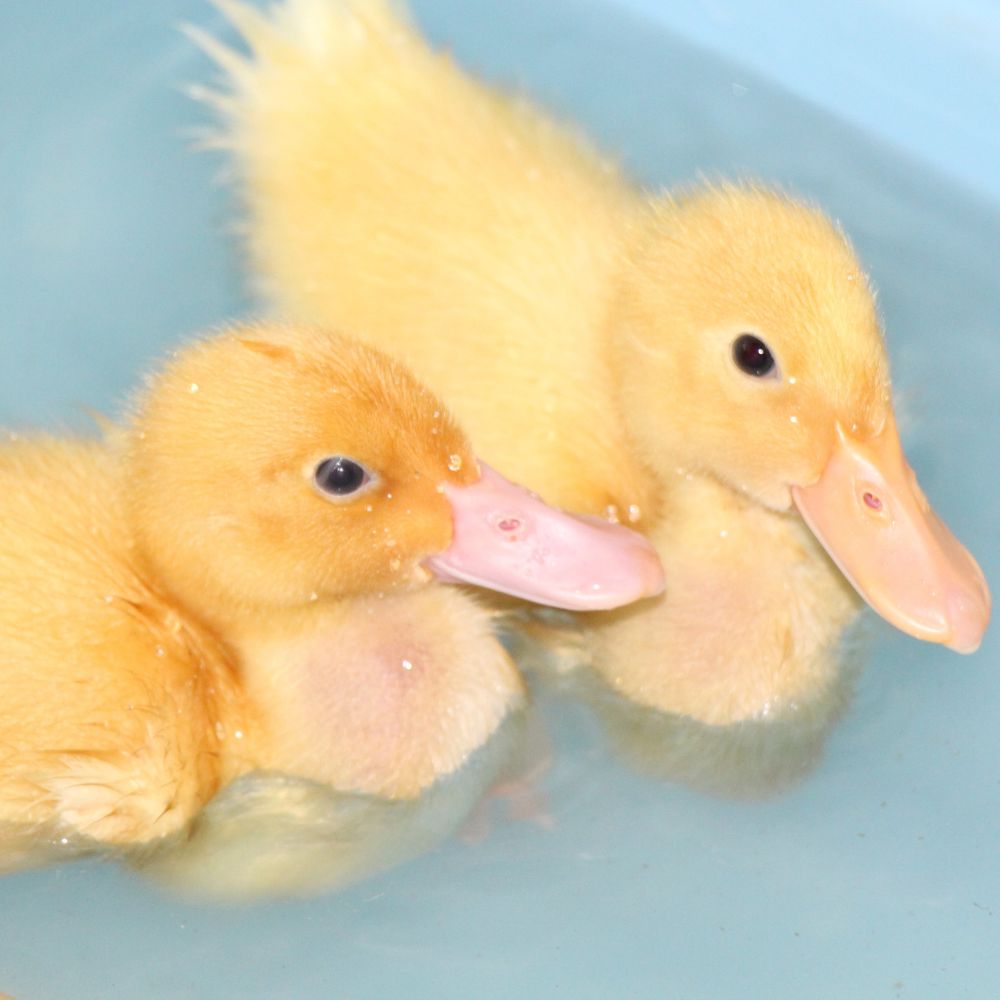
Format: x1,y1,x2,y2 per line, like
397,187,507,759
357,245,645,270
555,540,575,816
209,0,654,517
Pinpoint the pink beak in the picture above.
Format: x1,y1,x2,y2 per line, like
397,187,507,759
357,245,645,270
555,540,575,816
424,463,665,610
792,417,990,653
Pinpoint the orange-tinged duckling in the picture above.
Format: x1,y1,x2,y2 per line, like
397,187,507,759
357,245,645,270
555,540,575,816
198,0,990,726
0,323,662,861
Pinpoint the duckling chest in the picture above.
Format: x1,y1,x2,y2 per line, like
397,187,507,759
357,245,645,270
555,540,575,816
238,590,520,797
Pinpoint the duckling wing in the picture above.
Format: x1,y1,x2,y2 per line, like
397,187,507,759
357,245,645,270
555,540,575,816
0,439,233,857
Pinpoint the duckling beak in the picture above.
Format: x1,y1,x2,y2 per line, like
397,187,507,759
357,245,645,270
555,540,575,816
791,417,990,652
424,463,665,610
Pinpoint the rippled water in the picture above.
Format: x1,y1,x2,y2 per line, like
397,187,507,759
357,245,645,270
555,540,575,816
0,1,997,997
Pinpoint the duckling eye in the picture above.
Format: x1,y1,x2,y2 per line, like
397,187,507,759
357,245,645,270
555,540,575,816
732,334,777,378
314,457,370,497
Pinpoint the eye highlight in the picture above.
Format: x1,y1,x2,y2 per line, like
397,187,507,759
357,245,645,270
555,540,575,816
314,456,372,497
732,334,778,378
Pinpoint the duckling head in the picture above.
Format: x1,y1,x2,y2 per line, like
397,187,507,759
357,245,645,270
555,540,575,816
124,324,663,626
615,185,989,652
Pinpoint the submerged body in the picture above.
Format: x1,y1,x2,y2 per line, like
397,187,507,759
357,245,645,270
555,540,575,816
204,0,989,726
0,324,660,865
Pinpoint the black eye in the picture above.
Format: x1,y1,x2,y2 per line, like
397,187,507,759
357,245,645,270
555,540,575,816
732,334,777,378
314,456,370,496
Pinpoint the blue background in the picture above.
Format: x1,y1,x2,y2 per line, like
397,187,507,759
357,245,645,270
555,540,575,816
0,2,997,997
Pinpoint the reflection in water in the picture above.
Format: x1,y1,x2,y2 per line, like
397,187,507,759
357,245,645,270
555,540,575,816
508,612,867,799
138,634,862,897
0,613,865,899
0,706,536,900
0,610,862,898
132,708,529,900
0,822,90,878
0,710,529,898
560,656,862,799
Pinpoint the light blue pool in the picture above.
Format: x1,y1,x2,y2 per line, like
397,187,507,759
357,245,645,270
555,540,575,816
1,1,997,997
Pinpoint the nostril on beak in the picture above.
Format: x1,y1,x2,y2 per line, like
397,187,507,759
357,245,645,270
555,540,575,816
862,491,883,511
488,512,528,540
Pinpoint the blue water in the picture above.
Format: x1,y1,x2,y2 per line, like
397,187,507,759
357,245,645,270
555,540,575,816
1,1,998,997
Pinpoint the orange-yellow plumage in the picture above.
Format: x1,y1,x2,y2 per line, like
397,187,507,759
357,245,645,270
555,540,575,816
0,324,524,868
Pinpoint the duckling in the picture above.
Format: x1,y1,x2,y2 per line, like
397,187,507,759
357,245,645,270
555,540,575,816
0,322,663,866
197,0,990,730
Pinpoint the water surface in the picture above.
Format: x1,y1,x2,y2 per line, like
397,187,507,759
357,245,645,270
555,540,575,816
0,1,997,997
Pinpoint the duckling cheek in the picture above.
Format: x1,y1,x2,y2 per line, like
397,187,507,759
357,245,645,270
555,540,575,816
424,463,665,610
791,419,990,652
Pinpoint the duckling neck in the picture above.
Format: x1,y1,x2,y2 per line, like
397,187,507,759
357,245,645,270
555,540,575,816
605,198,731,500
603,204,687,497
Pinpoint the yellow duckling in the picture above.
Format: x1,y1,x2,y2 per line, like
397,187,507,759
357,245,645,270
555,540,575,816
0,322,662,866
197,0,990,728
